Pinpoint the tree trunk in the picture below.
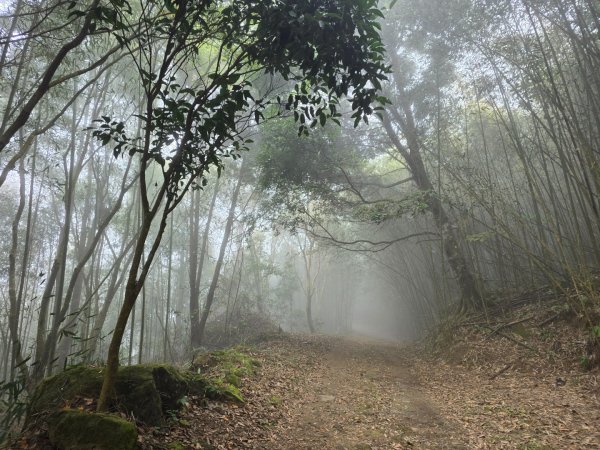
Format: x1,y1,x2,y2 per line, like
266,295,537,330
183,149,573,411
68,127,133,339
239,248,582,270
164,215,174,361
382,110,483,310
8,157,28,381
97,198,169,411
197,161,246,346
190,179,219,348
306,292,316,334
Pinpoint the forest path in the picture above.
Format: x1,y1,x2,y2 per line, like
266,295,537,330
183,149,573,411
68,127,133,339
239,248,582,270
159,334,466,449
258,335,461,449
153,332,599,449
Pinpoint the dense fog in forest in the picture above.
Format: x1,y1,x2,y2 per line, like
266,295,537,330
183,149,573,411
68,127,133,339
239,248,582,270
1,1,600,439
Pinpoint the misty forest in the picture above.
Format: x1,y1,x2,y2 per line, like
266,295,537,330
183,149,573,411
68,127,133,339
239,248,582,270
1,0,600,448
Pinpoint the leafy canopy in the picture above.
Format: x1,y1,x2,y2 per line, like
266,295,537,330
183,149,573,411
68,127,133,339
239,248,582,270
91,0,389,198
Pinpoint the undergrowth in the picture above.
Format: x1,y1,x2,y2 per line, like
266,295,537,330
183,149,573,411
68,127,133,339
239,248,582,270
0,375,27,443
424,283,600,372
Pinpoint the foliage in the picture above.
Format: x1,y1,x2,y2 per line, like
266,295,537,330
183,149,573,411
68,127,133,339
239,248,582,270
253,117,362,236
352,191,431,224
0,376,28,443
93,0,389,200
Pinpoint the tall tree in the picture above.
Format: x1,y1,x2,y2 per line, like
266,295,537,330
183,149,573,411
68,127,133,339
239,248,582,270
94,0,388,411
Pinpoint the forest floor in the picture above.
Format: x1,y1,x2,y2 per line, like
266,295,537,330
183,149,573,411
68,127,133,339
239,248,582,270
144,302,600,450
12,298,600,449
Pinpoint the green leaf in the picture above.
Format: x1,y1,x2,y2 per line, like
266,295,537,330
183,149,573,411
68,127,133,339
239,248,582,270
319,113,326,127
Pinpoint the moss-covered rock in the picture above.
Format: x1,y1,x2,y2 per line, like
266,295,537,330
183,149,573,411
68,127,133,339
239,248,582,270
149,365,189,413
188,347,259,403
48,409,136,450
183,369,244,403
182,371,209,397
115,364,189,425
27,366,103,424
27,364,192,427
204,378,244,403
27,354,251,431
193,347,259,376
115,365,164,426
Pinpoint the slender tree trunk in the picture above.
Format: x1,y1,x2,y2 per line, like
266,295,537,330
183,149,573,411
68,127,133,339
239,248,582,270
86,222,135,361
190,179,219,348
306,291,316,334
0,0,23,78
197,162,246,346
97,198,169,411
138,282,146,364
8,157,28,381
249,236,265,314
164,215,174,361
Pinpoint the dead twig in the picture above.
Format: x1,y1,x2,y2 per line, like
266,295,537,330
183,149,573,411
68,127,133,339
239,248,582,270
490,362,514,380
539,312,562,327
483,325,540,354
485,315,534,339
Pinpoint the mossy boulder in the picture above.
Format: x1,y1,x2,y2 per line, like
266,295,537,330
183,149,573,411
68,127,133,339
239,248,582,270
116,364,189,425
183,368,244,402
27,366,103,424
48,409,136,450
27,353,252,431
115,365,163,426
148,365,189,412
188,347,259,403
193,347,259,376
27,364,191,427
182,371,209,396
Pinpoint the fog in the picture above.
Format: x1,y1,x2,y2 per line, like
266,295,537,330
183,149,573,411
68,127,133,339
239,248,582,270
1,0,599,408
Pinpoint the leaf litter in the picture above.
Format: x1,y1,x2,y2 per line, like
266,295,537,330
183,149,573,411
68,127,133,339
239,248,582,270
142,315,599,449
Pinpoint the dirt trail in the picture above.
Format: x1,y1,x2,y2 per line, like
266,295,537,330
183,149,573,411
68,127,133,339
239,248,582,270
154,333,599,449
160,335,466,450
263,336,462,449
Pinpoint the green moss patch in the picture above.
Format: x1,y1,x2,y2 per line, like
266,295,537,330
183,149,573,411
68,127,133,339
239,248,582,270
27,366,103,423
48,409,136,450
191,347,260,403
204,378,244,403
183,369,244,403
115,365,164,426
194,347,259,375
28,364,192,427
